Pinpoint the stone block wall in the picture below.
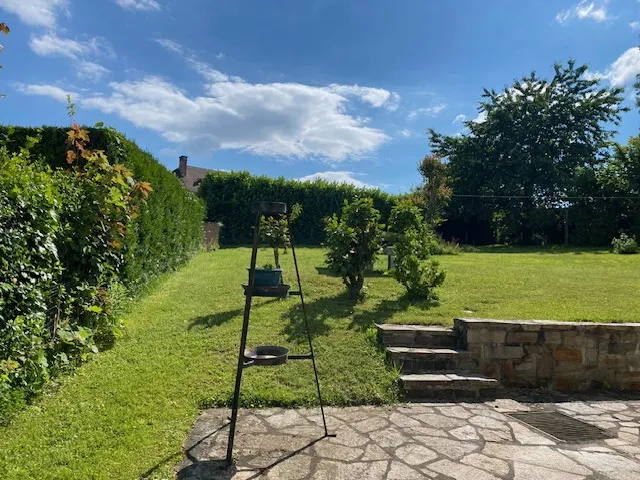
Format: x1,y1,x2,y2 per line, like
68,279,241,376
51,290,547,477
455,317,640,391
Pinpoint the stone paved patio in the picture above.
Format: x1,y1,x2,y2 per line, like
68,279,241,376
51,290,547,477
176,392,640,479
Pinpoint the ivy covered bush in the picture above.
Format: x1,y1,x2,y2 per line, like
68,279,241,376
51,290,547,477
199,170,395,245
0,125,203,423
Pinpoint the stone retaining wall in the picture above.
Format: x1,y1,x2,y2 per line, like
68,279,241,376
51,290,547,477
455,317,640,391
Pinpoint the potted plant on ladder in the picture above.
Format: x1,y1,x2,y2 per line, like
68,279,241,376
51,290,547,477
253,203,302,285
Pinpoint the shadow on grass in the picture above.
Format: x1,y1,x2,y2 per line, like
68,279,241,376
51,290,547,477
188,299,279,330
314,266,388,278
281,292,355,342
471,245,609,255
351,294,440,332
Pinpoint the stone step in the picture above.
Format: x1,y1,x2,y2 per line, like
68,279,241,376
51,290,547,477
387,347,478,373
401,373,500,399
376,323,457,349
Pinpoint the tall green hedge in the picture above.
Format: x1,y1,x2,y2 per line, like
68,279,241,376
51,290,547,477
0,126,205,290
199,171,396,244
0,126,203,422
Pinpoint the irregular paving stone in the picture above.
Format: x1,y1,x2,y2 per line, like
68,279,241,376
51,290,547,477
512,462,585,480
618,430,640,443
614,444,640,455
509,421,555,445
486,398,531,412
620,421,640,428
405,426,449,437
415,413,467,429
469,409,511,422
416,436,478,460
449,425,480,441
263,410,307,429
235,433,311,452
605,438,629,446
361,443,391,461
557,402,604,416
352,416,389,434
389,412,422,428
436,406,473,419
396,405,436,415
265,454,312,480
478,428,513,442
581,445,616,453
591,402,629,412
387,461,424,480
560,449,640,480
461,453,509,477
239,414,270,433
328,425,369,447
395,443,438,465
282,424,324,437
311,460,388,480
313,441,364,461
428,459,501,480
469,415,509,431
376,427,408,448
307,414,343,430
482,444,592,475
594,421,618,430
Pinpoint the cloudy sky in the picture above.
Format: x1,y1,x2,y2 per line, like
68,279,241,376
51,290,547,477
1,0,639,193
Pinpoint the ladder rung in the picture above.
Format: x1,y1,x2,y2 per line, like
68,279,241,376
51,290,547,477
288,353,313,360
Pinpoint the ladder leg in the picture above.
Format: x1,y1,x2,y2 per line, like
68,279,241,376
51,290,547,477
226,214,261,465
289,228,329,436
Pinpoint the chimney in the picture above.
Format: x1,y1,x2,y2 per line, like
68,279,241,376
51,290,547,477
178,155,188,177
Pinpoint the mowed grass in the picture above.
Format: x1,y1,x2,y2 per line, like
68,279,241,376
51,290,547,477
1,246,640,479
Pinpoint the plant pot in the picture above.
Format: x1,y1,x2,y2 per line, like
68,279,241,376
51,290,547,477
250,268,283,287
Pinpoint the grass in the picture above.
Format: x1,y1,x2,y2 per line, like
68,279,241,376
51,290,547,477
1,246,640,479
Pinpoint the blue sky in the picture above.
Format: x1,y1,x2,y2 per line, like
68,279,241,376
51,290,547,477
1,0,639,193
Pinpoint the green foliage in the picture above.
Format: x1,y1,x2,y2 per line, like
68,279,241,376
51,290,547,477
0,125,203,423
415,154,451,226
430,60,627,245
199,171,394,245
324,198,384,300
388,200,445,300
259,203,301,269
612,233,638,254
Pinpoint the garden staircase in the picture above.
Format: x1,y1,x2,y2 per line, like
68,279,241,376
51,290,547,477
376,324,500,399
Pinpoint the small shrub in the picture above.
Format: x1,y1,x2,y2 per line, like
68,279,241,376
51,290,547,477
259,203,301,269
324,198,383,300
612,233,638,254
429,237,461,255
388,199,445,300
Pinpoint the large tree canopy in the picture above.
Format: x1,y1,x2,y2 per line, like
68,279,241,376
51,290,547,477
429,61,627,244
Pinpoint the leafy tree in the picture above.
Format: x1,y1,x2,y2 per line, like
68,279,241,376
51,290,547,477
324,198,383,300
387,200,445,300
259,203,302,270
415,154,452,226
430,61,626,244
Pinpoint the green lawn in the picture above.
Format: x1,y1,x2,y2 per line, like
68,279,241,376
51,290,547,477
1,246,640,479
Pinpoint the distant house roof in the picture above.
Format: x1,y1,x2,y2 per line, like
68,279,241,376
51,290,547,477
173,156,216,192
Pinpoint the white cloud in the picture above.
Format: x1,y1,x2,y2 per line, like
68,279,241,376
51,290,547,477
15,83,76,102
155,38,243,83
76,61,110,82
22,76,389,161
631,21,640,31
556,1,610,24
114,0,160,11
472,110,487,124
399,129,413,138
589,48,640,86
408,103,446,120
326,84,400,110
297,171,373,188
452,114,466,124
29,32,101,59
0,0,68,28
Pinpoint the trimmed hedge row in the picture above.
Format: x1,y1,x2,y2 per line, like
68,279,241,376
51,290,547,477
199,171,396,244
1,126,205,290
0,126,203,422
